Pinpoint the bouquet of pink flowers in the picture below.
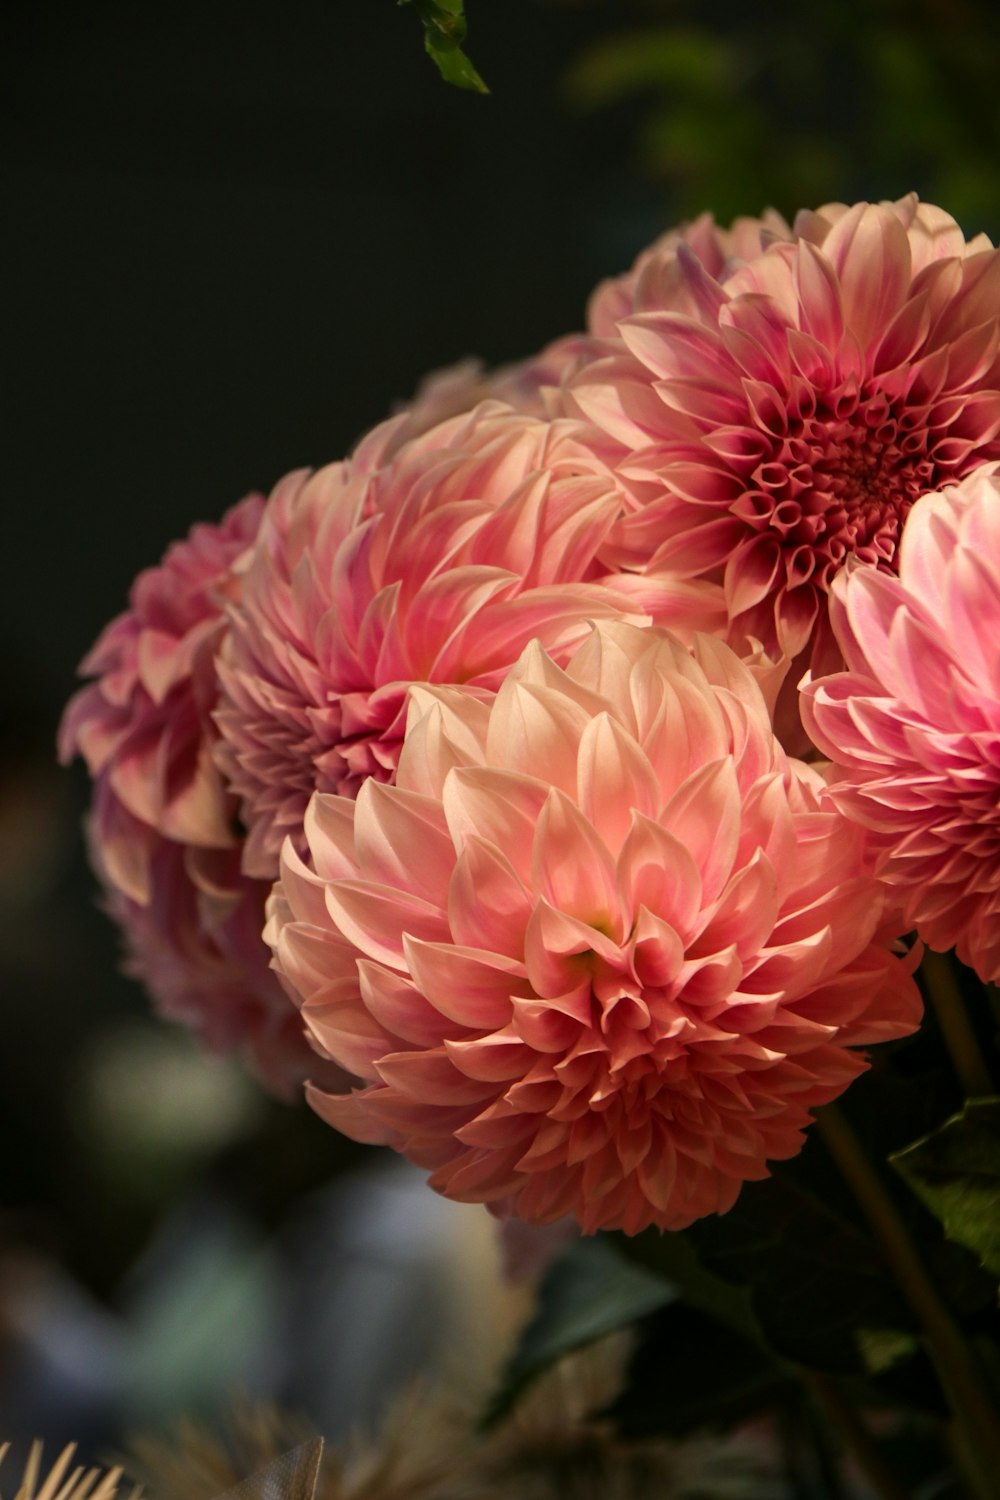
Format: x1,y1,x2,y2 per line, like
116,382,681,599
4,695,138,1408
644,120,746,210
62,195,1000,1497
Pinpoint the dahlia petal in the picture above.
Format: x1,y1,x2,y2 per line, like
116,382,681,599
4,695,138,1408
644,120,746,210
871,290,933,376
353,780,454,905
616,813,703,936
571,357,678,447
433,1147,527,1202
356,959,451,1048
725,536,783,616
630,906,685,986
576,712,661,857
444,1033,533,1083
301,986,398,1077
323,880,447,969
532,787,620,929
397,696,489,797
403,566,516,676
742,927,835,1002
443,766,547,883
451,584,638,682
274,920,355,1002
774,585,820,657
275,839,339,932
402,936,524,1029
823,203,912,346
448,835,534,960
794,240,844,349
630,515,746,579
620,313,731,384
944,546,1000,691
660,759,741,906
523,899,623,998
695,849,779,960
375,1048,496,1105
302,794,362,882
486,678,593,793
306,1082,399,1146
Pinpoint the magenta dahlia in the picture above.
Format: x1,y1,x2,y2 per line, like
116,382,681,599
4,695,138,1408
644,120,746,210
59,496,322,1091
571,195,1000,679
802,467,1000,981
268,622,921,1234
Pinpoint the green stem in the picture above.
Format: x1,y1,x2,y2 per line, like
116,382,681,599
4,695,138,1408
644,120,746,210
921,949,995,1099
817,1105,1000,1496
803,1371,910,1500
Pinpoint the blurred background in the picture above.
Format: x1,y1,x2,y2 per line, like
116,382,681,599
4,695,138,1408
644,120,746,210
5,0,1000,1465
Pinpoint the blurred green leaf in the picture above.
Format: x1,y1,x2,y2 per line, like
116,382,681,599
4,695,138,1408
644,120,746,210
485,1235,674,1424
564,27,736,106
399,0,489,94
891,1098,1000,1280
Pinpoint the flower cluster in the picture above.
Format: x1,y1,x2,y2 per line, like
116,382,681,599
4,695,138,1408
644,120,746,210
65,192,1000,1233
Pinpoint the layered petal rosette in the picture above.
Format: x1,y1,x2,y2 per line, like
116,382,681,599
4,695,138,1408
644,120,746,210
802,468,1000,981
215,403,724,881
572,195,1000,676
59,497,319,1091
268,622,921,1234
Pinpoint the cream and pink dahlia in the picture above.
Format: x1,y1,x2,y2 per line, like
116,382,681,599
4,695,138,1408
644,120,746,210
802,467,1000,982
59,497,318,1091
268,622,921,1234
571,195,1000,677
214,402,724,882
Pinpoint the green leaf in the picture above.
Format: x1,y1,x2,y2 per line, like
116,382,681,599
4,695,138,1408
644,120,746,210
682,1153,916,1375
605,1301,791,1438
399,0,489,94
615,1226,762,1346
485,1236,674,1424
891,1097,1000,1279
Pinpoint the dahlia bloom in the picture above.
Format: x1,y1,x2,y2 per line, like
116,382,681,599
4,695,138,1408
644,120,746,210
268,622,921,1234
59,497,317,1091
215,402,724,882
801,467,1000,981
571,195,1000,678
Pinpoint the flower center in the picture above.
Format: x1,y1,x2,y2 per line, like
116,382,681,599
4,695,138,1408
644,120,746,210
741,382,941,591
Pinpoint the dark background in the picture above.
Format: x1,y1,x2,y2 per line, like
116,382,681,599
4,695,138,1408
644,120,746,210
5,0,1000,1460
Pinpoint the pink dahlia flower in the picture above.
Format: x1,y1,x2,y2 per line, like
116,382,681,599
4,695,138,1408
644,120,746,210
571,195,1000,678
801,467,1000,981
215,402,724,882
59,497,320,1091
268,622,921,1234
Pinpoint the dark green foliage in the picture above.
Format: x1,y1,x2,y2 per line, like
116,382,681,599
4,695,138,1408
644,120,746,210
604,1301,792,1438
892,1099,1000,1281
